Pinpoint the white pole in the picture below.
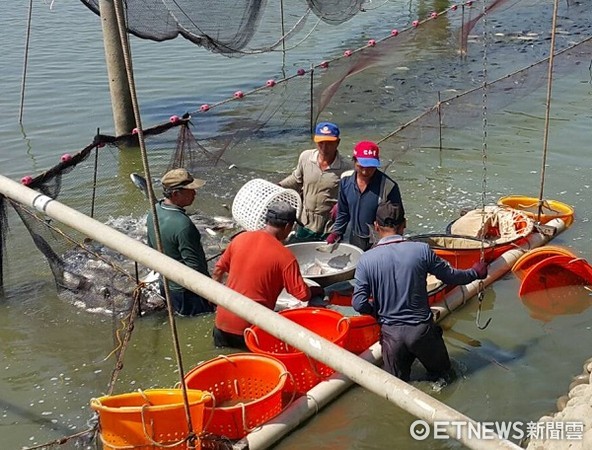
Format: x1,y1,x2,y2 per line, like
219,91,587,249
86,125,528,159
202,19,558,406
0,175,520,449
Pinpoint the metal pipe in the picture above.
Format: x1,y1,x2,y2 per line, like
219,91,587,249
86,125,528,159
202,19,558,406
0,174,520,449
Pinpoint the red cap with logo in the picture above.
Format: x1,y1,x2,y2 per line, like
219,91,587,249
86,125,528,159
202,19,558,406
353,141,381,167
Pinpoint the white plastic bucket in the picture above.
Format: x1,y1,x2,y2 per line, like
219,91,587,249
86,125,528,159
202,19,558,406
232,179,301,231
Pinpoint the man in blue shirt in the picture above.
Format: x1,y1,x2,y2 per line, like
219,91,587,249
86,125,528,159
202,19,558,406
327,141,404,251
352,201,487,381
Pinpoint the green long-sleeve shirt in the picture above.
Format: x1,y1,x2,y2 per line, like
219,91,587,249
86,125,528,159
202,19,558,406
146,200,209,291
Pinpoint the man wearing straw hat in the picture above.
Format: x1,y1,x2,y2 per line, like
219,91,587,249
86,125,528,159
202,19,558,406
279,122,353,242
146,168,214,316
212,201,320,349
352,201,487,382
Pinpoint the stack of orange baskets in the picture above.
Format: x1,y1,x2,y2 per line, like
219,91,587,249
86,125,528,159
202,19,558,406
245,307,350,396
90,389,210,450
184,353,290,439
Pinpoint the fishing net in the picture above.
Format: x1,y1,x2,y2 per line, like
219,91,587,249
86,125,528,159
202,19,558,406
2,0,592,318
0,120,241,316
79,0,367,54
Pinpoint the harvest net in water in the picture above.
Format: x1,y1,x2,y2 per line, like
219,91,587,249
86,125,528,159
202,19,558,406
80,0,368,54
1,0,591,318
0,121,244,316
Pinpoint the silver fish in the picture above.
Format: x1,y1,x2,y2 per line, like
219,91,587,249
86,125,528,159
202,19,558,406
316,242,339,253
327,252,351,270
304,258,327,276
130,173,161,199
55,212,243,315
130,173,149,197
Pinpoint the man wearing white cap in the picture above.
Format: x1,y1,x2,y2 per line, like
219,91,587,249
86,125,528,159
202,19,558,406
279,122,353,242
146,168,214,316
327,141,405,251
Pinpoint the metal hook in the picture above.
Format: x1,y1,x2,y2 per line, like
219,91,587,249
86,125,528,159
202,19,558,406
475,289,492,330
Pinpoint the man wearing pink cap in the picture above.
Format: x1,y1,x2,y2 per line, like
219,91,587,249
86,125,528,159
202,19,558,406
327,141,404,251
279,122,353,242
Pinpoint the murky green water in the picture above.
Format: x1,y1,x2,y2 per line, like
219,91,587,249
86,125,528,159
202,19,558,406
1,1,591,449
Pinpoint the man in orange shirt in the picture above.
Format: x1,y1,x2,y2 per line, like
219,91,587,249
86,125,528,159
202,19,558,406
212,202,316,348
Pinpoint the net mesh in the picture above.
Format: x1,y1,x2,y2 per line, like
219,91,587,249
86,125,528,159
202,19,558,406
2,0,592,317
80,0,367,54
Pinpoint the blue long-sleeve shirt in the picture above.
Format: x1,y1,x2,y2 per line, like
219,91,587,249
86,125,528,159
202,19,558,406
333,170,404,239
352,235,479,325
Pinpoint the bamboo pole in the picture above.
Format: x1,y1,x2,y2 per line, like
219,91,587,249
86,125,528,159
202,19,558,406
0,175,521,450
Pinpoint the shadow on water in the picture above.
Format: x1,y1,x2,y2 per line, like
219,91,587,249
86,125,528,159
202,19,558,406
409,331,535,395
0,397,78,437
448,336,532,376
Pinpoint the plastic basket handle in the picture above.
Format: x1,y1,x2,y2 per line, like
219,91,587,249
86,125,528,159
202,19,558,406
279,371,297,410
140,403,190,448
243,327,260,348
200,392,216,439
337,316,350,334
305,352,325,379
137,388,153,406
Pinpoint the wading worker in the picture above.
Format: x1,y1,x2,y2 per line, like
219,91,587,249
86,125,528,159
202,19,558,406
212,202,317,349
352,201,487,382
279,122,353,242
327,141,404,251
146,168,214,316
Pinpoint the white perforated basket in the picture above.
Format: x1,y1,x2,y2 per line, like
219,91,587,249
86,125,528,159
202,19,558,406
232,179,301,231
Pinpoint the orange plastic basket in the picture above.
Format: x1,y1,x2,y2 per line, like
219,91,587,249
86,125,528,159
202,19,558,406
345,315,380,354
184,353,289,439
90,389,209,450
498,195,575,227
245,308,349,396
407,234,498,269
512,246,577,280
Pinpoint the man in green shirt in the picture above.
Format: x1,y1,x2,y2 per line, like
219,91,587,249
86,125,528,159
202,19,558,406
146,168,214,316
